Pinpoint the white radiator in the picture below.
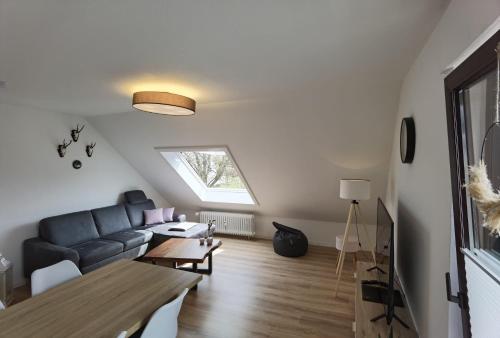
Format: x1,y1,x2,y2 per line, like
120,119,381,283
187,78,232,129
199,211,255,238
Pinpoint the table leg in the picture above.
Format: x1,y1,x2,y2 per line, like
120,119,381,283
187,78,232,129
191,263,198,290
208,252,213,275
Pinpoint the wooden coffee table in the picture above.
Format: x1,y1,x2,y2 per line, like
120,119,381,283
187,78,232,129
144,238,222,275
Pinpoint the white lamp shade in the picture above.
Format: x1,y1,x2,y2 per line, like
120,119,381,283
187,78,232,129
339,179,371,201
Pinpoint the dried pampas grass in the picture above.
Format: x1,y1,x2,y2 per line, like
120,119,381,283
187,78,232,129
466,160,500,235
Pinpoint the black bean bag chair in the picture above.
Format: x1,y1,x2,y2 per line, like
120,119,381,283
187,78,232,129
272,222,308,257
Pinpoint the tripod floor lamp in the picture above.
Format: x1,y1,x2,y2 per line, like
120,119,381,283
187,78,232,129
335,179,377,297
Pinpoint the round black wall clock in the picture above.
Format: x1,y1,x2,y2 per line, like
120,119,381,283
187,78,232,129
400,117,415,163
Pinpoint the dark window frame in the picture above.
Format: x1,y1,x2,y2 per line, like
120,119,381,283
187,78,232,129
445,30,499,338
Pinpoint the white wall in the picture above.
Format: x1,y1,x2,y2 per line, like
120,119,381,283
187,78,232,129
255,216,376,250
384,1,500,337
0,103,169,286
182,209,376,250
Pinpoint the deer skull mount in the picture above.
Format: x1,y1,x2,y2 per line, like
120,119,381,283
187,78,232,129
57,139,72,158
86,142,96,157
71,124,85,142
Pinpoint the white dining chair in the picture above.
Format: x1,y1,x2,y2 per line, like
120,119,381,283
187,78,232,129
115,288,189,338
31,260,82,296
138,288,189,338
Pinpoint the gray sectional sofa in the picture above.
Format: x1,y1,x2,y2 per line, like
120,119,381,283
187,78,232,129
23,190,191,278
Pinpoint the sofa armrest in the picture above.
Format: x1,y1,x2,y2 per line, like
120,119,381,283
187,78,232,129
173,213,187,223
23,238,80,278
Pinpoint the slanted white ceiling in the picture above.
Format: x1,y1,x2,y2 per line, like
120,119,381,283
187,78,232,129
0,0,449,223
0,0,447,115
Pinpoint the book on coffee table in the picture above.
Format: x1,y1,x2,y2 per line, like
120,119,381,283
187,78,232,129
167,222,199,232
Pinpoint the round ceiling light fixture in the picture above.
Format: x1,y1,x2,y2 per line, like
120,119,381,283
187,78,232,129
132,91,196,116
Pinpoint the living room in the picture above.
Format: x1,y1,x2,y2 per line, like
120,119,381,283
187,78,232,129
0,1,499,337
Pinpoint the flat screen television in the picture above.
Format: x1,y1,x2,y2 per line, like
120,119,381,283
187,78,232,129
361,198,407,328
376,197,392,268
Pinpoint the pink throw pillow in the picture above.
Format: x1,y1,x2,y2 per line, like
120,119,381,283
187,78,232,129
163,207,175,222
144,208,164,225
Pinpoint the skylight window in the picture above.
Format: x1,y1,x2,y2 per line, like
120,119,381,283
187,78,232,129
158,147,256,205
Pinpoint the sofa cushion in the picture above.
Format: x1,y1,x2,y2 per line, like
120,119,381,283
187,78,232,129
163,207,175,222
79,244,148,274
124,190,148,204
91,205,132,236
102,230,151,250
125,199,156,228
134,224,159,231
70,239,124,267
144,208,164,226
40,211,100,247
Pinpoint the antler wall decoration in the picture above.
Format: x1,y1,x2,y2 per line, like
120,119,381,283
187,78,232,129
57,139,72,158
86,142,96,157
71,124,85,142
57,125,96,166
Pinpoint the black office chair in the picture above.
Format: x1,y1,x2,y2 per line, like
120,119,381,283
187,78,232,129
272,222,308,257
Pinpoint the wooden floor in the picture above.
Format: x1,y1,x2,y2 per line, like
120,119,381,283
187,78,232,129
178,238,362,338
14,238,366,338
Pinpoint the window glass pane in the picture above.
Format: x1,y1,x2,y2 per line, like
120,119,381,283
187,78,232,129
460,67,500,260
159,148,256,205
180,151,246,189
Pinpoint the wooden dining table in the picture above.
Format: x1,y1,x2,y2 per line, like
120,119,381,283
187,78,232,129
0,259,202,338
